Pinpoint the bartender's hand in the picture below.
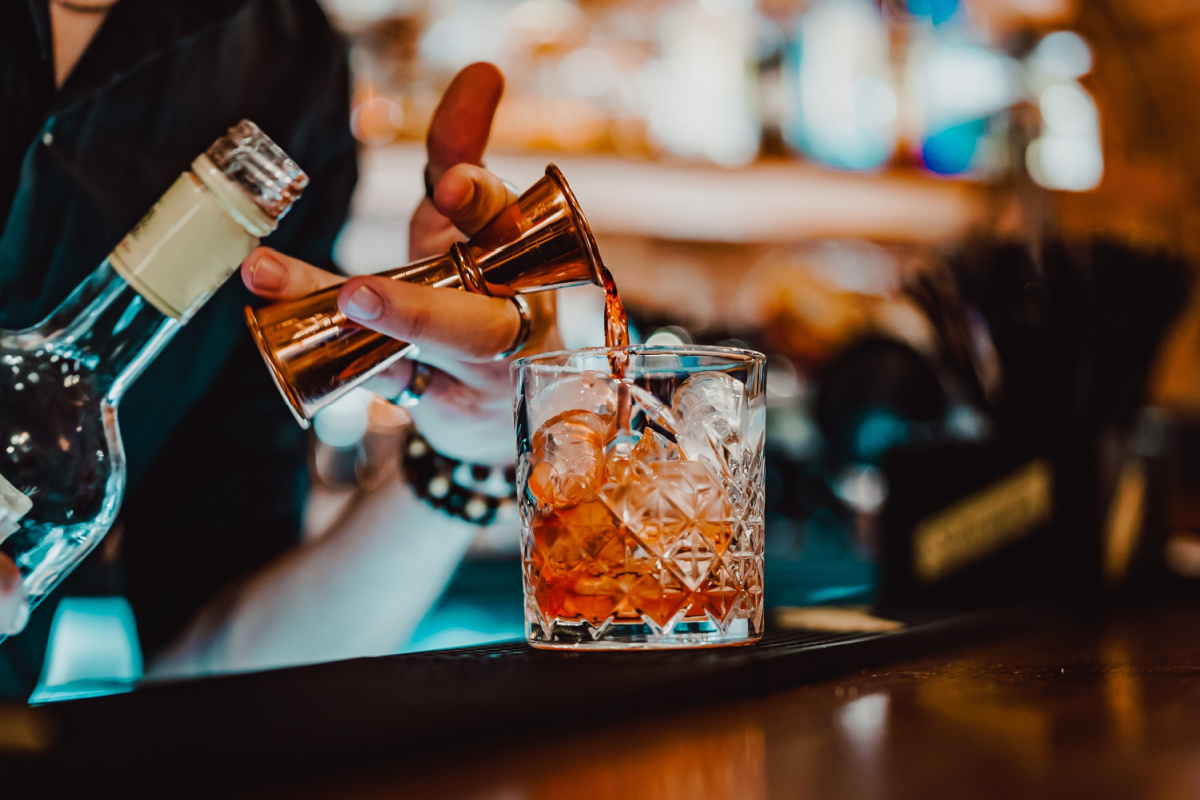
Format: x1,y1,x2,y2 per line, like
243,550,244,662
0,554,27,635
240,63,560,464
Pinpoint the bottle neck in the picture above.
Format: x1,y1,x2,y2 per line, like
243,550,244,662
25,127,303,406
49,160,275,405
43,259,180,405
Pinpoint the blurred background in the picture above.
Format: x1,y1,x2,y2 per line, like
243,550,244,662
303,0,1200,647
36,0,1200,699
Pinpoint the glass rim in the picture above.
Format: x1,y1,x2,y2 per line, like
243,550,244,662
513,343,766,373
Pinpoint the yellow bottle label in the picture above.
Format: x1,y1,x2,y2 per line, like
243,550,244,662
108,170,259,322
0,472,33,544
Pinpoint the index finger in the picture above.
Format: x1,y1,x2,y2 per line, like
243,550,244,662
426,62,504,189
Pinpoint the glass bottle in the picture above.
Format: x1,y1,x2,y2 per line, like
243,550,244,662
0,121,306,635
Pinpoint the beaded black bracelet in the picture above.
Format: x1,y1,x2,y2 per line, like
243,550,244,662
400,428,517,526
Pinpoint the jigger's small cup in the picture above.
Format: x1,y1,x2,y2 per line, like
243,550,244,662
245,165,605,427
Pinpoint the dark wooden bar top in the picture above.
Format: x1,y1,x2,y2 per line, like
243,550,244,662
276,606,1200,800
5,605,1200,798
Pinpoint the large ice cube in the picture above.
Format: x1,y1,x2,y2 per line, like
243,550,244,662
531,501,624,579
670,371,745,478
601,430,681,489
529,410,608,509
598,465,685,551
528,371,618,442
631,429,682,465
649,461,732,520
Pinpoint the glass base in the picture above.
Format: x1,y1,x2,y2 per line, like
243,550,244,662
527,617,762,650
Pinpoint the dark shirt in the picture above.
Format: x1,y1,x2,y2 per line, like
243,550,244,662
0,0,358,698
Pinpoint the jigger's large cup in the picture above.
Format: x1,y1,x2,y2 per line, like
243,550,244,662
245,165,604,427
514,345,767,650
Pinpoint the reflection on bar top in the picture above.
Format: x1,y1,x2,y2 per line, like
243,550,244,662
775,605,905,633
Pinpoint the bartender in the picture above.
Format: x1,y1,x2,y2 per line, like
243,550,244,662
0,0,547,695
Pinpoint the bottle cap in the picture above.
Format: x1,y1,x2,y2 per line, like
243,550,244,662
193,120,309,237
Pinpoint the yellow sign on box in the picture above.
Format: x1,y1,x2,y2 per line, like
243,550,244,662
913,460,1054,584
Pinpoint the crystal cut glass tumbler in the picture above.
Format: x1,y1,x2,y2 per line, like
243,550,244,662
514,346,766,649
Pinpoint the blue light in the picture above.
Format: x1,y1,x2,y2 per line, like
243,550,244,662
404,602,523,653
854,410,909,461
29,597,143,703
921,119,986,175
807,583,876,604
908,0,959,25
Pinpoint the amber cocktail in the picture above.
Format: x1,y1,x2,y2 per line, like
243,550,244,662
514,346,766,649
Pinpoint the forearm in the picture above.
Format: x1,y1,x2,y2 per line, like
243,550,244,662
148,478,493,678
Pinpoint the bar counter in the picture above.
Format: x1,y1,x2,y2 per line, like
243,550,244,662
5,605,1200,798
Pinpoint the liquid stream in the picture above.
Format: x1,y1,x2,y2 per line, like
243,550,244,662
600,264,628,375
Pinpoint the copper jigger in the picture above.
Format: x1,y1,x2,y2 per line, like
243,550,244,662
245,164,604,428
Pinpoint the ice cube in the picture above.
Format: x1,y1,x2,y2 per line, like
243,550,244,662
670,371,745,477
645,460,735,589
648,460,734,545
597,457,728,554
529,410,607,509
531,501,624,578
598,467,685,549
604,440,635,485
631,429,682,465
529,371,618,442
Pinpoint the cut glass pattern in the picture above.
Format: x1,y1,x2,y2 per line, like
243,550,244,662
518,358,765,649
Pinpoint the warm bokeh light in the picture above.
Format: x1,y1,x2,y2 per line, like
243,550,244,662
1028,79,1102,191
